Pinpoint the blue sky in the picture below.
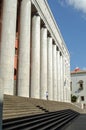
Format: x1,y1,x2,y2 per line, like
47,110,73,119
48,0,86,70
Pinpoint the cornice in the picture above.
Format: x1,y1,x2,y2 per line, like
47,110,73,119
71,71,86,75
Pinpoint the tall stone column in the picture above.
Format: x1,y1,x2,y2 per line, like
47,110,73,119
65,62,68,102
40,27,47,99
60,54,64,101
56,50,61,101
0,0,17,129
63,58,67,102
18,0,31,97
0,0,17,94
53,44,57,101
66,63,69,102
47,37,53,100
67,64,71,102
62,56,65,102
62,56,65,101
31,14,40,99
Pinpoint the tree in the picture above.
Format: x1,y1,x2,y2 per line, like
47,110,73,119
71,95,77,102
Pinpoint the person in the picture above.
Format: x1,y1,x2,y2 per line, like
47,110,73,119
46,91,48,100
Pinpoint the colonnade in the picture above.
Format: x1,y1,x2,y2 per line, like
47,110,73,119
0,0,70,102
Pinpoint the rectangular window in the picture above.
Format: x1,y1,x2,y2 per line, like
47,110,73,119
81,96,84,101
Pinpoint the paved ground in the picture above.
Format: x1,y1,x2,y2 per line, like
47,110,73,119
62,114,86,130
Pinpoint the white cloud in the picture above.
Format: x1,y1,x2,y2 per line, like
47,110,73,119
66,0,86,13
59,0,86,14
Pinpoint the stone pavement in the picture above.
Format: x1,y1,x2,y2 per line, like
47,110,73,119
62,114,86,130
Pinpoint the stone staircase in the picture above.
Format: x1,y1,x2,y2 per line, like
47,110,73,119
28,97,83,113
3,109,79,130
3,95,44,120
3,94,83,129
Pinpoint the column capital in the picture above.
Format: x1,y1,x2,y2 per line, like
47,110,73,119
56,46,59,51
47,30,52,37
60,51,62,56
41,19,46,28
42,24,46,28
21,0,31,3
32,12,39,17
35,12,39,16
53,40,56,45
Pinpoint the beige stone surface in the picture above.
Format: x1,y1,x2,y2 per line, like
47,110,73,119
18,0,31,97
53,44,57,101
0,0,17,95
0,0,17,129
40,27,47,99
57,51,61,101
47,37,53,100
31,15,40,99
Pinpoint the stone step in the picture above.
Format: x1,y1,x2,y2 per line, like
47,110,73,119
3,111,44,120
3,110,79,130
3,94,83,121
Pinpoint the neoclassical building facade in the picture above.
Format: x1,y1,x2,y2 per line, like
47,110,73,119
0,0,71,102
71,68,86,104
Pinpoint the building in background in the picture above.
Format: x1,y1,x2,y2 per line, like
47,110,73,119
71,68,86,108
0,0,70,102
